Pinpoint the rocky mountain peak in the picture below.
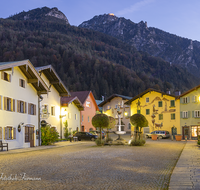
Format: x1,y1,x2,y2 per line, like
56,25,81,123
8,7,69,25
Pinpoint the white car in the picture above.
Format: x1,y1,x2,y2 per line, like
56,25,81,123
146,130,170,139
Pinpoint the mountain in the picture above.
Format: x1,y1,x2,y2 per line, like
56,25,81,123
8,7,69,25
0,8,198,99
79,14,200,77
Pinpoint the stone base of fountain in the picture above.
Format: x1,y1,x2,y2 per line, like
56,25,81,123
112,131,128,145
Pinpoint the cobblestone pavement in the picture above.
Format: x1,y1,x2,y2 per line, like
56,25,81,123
0,140,185,190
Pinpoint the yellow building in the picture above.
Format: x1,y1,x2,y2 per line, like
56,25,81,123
125,89,180,135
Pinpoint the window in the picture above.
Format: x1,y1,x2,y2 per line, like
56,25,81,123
88,116,90,122
159,114,163,120
170,100,175,107
0,95,2,110
51,106,55,116
128,123,131,129
4,127,16,140
28,103,36,115
158,101,162,107
17,100,27,113
137,110,140,114
86,101,91,108
182,111,188,118
68,113,71,119
146,97,149,103
19,79,25,88
182,97,189,104
106,105,111,110
146,109,150,115
75,114,77,120
1,71,11,82
194,111,200,118
4,97,15,112
82,115,84,122
193,96,197,103
171,113,175,120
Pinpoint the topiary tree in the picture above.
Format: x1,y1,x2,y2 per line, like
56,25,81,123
130,114,148,140
92,114,109,142
106,116,116,141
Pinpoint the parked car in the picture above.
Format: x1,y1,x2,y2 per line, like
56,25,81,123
90,130,105,139
146,130,170,139
74,132,98,141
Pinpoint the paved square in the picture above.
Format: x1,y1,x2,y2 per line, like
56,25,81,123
0,140,185,190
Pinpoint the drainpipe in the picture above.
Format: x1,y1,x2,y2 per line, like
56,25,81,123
38,95,43,146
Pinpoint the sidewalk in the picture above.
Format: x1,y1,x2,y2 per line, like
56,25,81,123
169,140,200,190
0,140,87,154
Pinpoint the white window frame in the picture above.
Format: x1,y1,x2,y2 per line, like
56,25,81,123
183,97,188,104
183,111,188,118
194,110,200,118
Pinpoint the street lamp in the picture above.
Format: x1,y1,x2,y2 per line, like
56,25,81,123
60,109,67,139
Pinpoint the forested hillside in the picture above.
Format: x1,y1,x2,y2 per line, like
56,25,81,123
0,8,198,99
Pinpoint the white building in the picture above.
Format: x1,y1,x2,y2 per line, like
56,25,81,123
0,60,48,149
35,65,71,139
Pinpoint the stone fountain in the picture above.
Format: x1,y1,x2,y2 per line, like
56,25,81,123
113,105,128,145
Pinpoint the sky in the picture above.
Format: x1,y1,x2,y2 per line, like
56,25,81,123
1,0,200,41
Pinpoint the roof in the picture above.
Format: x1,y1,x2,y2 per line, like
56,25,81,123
61,96,84,111
35,65,70,97
0,60,49,94
70,91,99,111
125,88,177,105
178,84,200,98
98,94,132,107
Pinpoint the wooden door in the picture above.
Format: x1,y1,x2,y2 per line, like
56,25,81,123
182,126,189,140
25,126,34,147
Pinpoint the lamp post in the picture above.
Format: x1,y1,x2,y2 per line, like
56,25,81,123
60,109,67,139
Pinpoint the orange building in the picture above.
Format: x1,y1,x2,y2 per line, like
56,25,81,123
70,91,99,132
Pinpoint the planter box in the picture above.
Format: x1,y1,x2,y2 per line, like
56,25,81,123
151,134,157,140
175,135,182,141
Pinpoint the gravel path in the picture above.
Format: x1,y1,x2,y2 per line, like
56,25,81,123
0,140,185,190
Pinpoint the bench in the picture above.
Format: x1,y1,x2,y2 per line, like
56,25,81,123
0,141,8,151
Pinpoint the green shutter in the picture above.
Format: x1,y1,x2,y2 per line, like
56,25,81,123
188,111,190,118
187,97,190,103
180,111,182,118
192,111,194,118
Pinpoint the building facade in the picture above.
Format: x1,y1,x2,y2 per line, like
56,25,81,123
179,85,200,140
99,94,132,133
125,89,180,135
0,60,48,149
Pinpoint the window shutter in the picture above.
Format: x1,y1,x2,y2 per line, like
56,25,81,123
28,103,31,114
0,95,1,110
13,99,15,112
4,97,7,110
192,111,194,118
17,100,20,112
187,97,190,103
188,111,190,118
8,74,11,82
1,71,4,79
34,104,36,115
180,111,182,118
4,127,7,140
13,128,16,139
24,102,27,113
180,97,183,104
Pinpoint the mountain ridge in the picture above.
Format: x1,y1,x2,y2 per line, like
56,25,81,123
79,14,200,77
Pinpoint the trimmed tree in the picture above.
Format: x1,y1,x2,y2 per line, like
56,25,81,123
130,114,148,140
92,114,109,142
106,116,116,141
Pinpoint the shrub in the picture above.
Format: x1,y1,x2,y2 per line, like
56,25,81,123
197,141,200,145
106,137,113,142
95,138,105,146
130,139,146,146
41,126,59,145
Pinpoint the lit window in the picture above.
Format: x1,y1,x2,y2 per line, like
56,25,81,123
86,101,91,108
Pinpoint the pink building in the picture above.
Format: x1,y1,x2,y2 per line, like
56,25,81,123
70,91,99,132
